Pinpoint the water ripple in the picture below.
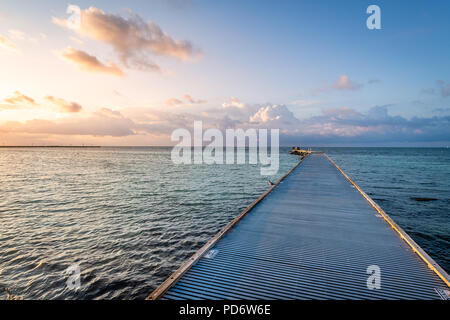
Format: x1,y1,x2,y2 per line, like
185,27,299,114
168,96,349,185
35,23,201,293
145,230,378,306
1,147,448,299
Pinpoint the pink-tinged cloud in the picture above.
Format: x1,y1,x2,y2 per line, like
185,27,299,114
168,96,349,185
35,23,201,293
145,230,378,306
53,6,200,72
1,91,83,113
44,96,82,113
1,99,449,145
311,75,363,95
334,75,362,91
166,94,207,106
0,35,17,51
59,47,125,77
183,94,206,104
166,98,183,106
4,91,36,105
1,108,135,137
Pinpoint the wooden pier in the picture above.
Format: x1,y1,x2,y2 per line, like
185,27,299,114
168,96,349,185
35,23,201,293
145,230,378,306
148,153,450,300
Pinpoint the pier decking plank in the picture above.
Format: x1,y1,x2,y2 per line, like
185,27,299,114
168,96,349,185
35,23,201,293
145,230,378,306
149,153,449,300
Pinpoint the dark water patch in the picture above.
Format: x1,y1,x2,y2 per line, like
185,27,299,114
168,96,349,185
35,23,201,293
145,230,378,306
411,197,438,202
372,198,388,202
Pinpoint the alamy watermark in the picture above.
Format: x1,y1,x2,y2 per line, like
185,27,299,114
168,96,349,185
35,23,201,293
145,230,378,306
171,121,280,176
66,4,81,30
64,4,382,31
366,5,381,30
65,264,81,291
366,265,381,290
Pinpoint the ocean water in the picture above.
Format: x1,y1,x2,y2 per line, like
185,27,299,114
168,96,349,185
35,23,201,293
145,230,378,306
0,147,448,299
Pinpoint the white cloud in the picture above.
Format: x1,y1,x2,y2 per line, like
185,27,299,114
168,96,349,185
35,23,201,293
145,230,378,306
249,104,296,124
222,97,246,109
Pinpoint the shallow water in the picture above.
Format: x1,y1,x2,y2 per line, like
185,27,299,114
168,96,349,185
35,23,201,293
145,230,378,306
0,147,448,299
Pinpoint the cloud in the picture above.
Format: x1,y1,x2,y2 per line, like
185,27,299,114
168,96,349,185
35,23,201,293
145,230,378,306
1,108,135,137
436,80,450,97
59,47,125,77
311,75,363,95
421,87,435,95
293,105,450,143
433,107,450,114
8,29,25,40
151,0,196,10
204,100,450,144
334,75,362,91
166,94,206,106
422,80,450,98
53,6,200,72
44,96,82,113
166,98,183,106
204,98,257,122
290,99,322,107
0,35,17,51
322,106,362,119
165,69,175,77
2,98,450,145
69,36,84,45
1,91,83,113
368,78,381,84
183,94,195,103
3,91,36,105
183,94,206,104
7,29,42,44
249,104,296,124
222,97,246,109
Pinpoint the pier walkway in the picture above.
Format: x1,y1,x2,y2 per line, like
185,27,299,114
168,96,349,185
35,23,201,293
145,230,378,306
149,153,449,300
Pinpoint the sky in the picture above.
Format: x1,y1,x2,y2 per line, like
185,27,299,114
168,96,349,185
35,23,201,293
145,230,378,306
0,0,449,146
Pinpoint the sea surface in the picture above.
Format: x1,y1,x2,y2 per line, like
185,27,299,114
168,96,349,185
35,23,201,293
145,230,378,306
0,147,448,299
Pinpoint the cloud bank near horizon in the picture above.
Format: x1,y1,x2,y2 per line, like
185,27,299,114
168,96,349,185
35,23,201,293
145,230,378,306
1,97,449,146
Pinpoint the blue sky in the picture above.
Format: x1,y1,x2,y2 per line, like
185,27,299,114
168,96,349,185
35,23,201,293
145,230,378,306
0,0,449,145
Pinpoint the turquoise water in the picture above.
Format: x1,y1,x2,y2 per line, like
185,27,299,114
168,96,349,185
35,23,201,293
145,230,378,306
322,147,449,275
0,147,448,299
